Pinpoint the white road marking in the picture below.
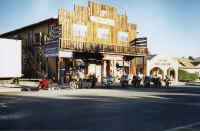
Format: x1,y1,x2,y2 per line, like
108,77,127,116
165,121,200,131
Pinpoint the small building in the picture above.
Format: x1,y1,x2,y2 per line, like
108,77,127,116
146,55,178,82
175,57,200,77
192,57,200,67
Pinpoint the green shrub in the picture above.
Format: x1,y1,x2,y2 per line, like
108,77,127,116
178,69,199,82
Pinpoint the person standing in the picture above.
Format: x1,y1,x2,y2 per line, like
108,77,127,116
138,72,144,87
60,59,65,85
78,70,84,88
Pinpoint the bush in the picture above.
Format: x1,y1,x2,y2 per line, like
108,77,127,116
178,69,199,82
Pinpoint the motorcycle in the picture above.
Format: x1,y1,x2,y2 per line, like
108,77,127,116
144,76,151,88
152,77,161,88
103,76,115,88
132,76,141,88
164,76,171,88
120,75,129,87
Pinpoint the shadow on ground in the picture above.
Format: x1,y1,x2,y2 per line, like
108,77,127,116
1,88,200,131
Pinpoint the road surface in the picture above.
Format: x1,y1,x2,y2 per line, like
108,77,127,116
1,87,200,131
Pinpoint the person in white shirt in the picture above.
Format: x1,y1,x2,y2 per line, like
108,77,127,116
138,72,144,86
79,70,84,80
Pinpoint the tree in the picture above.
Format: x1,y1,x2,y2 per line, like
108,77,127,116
178,69,198,82
188,56,194,60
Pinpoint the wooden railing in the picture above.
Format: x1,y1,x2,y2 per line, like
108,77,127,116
61,39,148,56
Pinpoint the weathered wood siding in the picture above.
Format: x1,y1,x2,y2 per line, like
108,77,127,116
59,1,137,49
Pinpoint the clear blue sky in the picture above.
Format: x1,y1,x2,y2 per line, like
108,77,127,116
0,0,199,58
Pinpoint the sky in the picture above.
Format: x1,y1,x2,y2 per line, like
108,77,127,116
0,0,199,58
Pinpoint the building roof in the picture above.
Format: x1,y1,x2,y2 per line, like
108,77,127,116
174,57,200,69
193,57,200,63
0,17,58,37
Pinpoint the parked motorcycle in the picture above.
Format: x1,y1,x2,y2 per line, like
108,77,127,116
89,74,97,88
120,75,129,87
164,76,171,88
144,76,151,88
152,77,161,88
103,76,115,88
132,76,142,88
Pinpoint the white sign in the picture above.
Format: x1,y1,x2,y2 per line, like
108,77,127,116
90,16,115,26
104,55,123,60
59,51,73,58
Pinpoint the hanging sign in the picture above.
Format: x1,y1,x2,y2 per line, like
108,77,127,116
59,51,73,58
49,25,62,40
44,40,59,57
51,25,62,31
103,55,123,60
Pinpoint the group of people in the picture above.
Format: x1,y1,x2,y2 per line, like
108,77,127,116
131,72,172,88
67,70,98,89
37,70,172,89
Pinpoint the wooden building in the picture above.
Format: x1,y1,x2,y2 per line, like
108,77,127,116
0,18,58,78
0,2,148,83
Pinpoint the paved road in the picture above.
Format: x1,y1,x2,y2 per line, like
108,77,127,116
1,87,200,131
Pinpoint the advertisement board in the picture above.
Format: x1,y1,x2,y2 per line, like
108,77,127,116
44,40,59,57
90,16,115,26
49,25,62,40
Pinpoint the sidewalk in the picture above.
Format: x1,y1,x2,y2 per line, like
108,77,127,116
171,81,186,86
0,86,21,93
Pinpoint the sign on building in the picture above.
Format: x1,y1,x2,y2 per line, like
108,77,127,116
44,40,59,57
59,50,73,58
131,37,147,47
49,25,62,40
90,16,115,26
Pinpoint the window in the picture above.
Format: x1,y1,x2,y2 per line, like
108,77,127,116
13,34,20,39
97,28,109,40
118,32,128,42
136,57,143,65
28,31,33,44
73,24,87,37
100,10,107,17
34,32,41,43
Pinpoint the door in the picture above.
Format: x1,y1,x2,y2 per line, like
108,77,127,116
96,65,101,83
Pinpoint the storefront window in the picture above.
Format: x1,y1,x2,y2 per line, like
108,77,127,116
118,32,128,42
97,28,109,40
